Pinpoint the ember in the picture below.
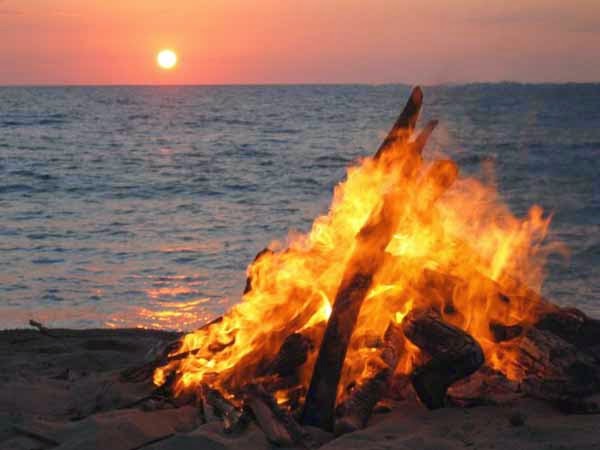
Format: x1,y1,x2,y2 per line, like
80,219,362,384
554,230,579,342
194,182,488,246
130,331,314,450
122,87,600,443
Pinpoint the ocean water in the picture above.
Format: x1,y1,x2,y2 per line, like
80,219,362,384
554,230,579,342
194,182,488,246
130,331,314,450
0,84,598,330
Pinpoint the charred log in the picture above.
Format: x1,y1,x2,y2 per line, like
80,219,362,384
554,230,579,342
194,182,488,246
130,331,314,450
535,307,600,358
301,270,374,430
402,309,484,409
335,322,405,435
504,327,600,401
244,384,314,448
447,365,522,407
302,87,446,431
201,385,249,434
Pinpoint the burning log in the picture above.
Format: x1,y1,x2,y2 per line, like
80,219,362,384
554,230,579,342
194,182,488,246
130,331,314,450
334,321,405,435
243,384,314,448
201,385,249,434
402,308,484,409
447,365,522,407
302,86,439,430
503,327,600,401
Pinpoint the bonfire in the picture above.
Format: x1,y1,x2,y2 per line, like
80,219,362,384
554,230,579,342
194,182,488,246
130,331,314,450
122,87,600,447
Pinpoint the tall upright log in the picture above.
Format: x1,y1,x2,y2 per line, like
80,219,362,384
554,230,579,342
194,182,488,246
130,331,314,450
302,87,447,430
301,195,402,430
301,88,424,430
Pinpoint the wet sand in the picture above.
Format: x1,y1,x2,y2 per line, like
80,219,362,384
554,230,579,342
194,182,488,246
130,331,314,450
1,328,599,450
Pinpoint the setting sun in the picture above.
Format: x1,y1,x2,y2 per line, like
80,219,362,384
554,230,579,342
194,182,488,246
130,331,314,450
157,49,177,70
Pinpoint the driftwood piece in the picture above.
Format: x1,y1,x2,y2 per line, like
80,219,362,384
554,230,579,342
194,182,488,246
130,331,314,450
302,87,428,431
402,309,484,409
29,319,56,338
447,365,522,407
244,385,314,448
335,322,405,435
535,307,600,358
504,327,600,401
202,385,249,434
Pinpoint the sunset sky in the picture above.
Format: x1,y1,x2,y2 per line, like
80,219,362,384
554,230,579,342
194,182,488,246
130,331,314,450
1,0,599,85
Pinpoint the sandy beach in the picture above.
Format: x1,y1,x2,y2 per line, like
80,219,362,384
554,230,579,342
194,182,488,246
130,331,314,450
1,327,599,450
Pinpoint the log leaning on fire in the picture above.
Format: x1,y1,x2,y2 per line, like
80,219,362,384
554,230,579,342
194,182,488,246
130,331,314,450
334,321,405,435
302,86,431,430
402,308,484,409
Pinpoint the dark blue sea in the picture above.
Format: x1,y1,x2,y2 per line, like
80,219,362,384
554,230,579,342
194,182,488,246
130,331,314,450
1,84,598,329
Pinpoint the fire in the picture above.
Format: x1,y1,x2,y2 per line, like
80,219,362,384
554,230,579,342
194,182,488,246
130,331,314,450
154,87,557,403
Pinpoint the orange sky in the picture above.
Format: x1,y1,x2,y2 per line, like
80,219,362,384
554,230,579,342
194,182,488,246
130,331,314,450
1,0,599,85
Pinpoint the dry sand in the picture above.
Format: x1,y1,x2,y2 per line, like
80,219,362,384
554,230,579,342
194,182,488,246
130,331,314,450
1,328,599,450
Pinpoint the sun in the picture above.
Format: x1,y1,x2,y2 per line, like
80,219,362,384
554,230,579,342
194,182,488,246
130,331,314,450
157,49,177,70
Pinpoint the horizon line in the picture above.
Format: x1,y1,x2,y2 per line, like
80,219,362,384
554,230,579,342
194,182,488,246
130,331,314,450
1,80,600,88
